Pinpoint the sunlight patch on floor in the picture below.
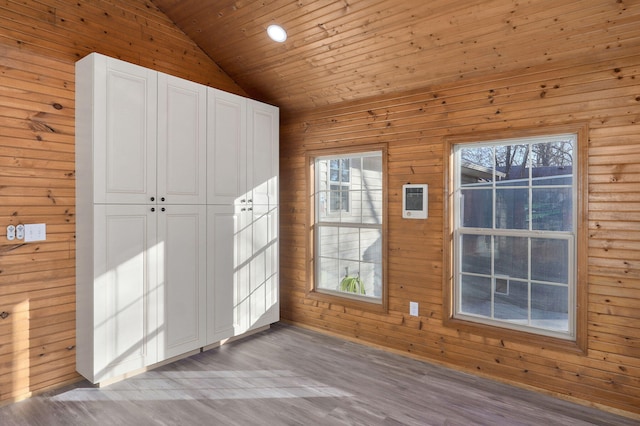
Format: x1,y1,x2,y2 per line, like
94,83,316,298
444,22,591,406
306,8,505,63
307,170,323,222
51,370,352,401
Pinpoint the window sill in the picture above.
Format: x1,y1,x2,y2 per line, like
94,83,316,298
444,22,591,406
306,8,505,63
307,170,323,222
443,316,587,355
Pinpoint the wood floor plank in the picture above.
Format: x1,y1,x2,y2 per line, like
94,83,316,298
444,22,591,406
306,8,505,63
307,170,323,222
0,323,636,425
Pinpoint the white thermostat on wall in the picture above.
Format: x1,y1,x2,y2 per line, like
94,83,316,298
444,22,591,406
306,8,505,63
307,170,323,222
402,184,428,219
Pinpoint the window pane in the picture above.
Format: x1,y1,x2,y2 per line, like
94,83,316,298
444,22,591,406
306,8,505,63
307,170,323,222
338,227,360,262
461,234,491,275
329,185,349,212
317,226,338,258
495,144,529,184
494,279,528,321
531,140,572,167
360,229,382,298
341,159,351,183
361,189,382,224
496,188,528,230
317,191,329,221
360,228,382,261
362,156,381,189
461,189,492,228
531,238,568,283
317,256,339,292
531,283,568,332
338,259,362,291
494,236,528,280
460,146,495,187
460,274,491,317
532,188,572,231
329,159,351,183
531,140,573,187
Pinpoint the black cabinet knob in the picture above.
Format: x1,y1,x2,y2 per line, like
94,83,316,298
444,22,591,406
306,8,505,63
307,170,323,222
150,197,155,202
151,207,155,212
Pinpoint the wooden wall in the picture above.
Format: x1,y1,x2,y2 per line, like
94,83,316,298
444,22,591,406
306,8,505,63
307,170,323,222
0,0,638,418
0,0,243,404
279,32,640,418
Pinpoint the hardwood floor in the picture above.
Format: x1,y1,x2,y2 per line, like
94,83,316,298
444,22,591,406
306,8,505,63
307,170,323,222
0,323,636,425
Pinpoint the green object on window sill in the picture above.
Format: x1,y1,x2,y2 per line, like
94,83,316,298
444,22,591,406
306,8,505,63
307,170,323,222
340,273,365,295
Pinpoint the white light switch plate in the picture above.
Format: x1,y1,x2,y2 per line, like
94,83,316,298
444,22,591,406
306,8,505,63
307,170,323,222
24,223,46,242
409,301,419,317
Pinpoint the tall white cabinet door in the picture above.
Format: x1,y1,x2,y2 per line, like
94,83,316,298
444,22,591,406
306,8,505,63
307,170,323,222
235,207,253,335
207,88,247,205
158,205,207,359
234,204,279,335
158,74,207,205
247,99,279,207
92,204,158,383
90,54,158,205
245,204,280,332
206,205,236,343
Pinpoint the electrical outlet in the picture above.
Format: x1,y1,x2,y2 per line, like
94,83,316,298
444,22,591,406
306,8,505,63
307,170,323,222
16,224,25,240
7,225,16,241
409,301,419,316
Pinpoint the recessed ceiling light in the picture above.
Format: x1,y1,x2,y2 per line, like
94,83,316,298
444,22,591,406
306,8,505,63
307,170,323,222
267,24,287,42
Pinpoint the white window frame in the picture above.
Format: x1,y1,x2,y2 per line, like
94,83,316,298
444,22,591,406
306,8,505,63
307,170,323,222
452,134,578,340
314,151,383,303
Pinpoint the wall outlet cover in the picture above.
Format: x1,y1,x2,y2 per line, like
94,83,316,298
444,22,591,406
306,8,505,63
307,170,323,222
7,225,16,241
409,301,419,317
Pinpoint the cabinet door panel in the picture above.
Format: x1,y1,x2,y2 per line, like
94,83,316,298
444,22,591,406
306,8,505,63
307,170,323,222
235,208,252,334
94,205,158,382
158,74,207,205
94,56,157,204
207,88,247,205
248,206,280,331
159,205,207,359
247,100,278,207
206,205,236,343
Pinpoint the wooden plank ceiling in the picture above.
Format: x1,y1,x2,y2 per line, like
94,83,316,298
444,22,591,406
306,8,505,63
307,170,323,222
150,0,633,114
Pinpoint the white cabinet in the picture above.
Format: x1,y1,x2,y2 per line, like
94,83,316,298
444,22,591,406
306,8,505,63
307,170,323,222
77,53,158,205
206,89,279,340
76,205,159,384
236,203,279,334
76,53,207,384
76,204,207,383
77,52,278,385
77,54,207,206
207,90,279,208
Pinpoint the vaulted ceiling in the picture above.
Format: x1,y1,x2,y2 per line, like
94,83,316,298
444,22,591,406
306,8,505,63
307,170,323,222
151,0,634,114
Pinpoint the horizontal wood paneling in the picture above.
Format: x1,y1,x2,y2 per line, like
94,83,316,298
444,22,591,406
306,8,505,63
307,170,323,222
153,0,639,114
0,0,244,405
0,0,245,95
279,8,640,416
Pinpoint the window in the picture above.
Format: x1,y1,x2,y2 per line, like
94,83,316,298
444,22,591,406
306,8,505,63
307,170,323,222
452,133,578,340
311,149,385,304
